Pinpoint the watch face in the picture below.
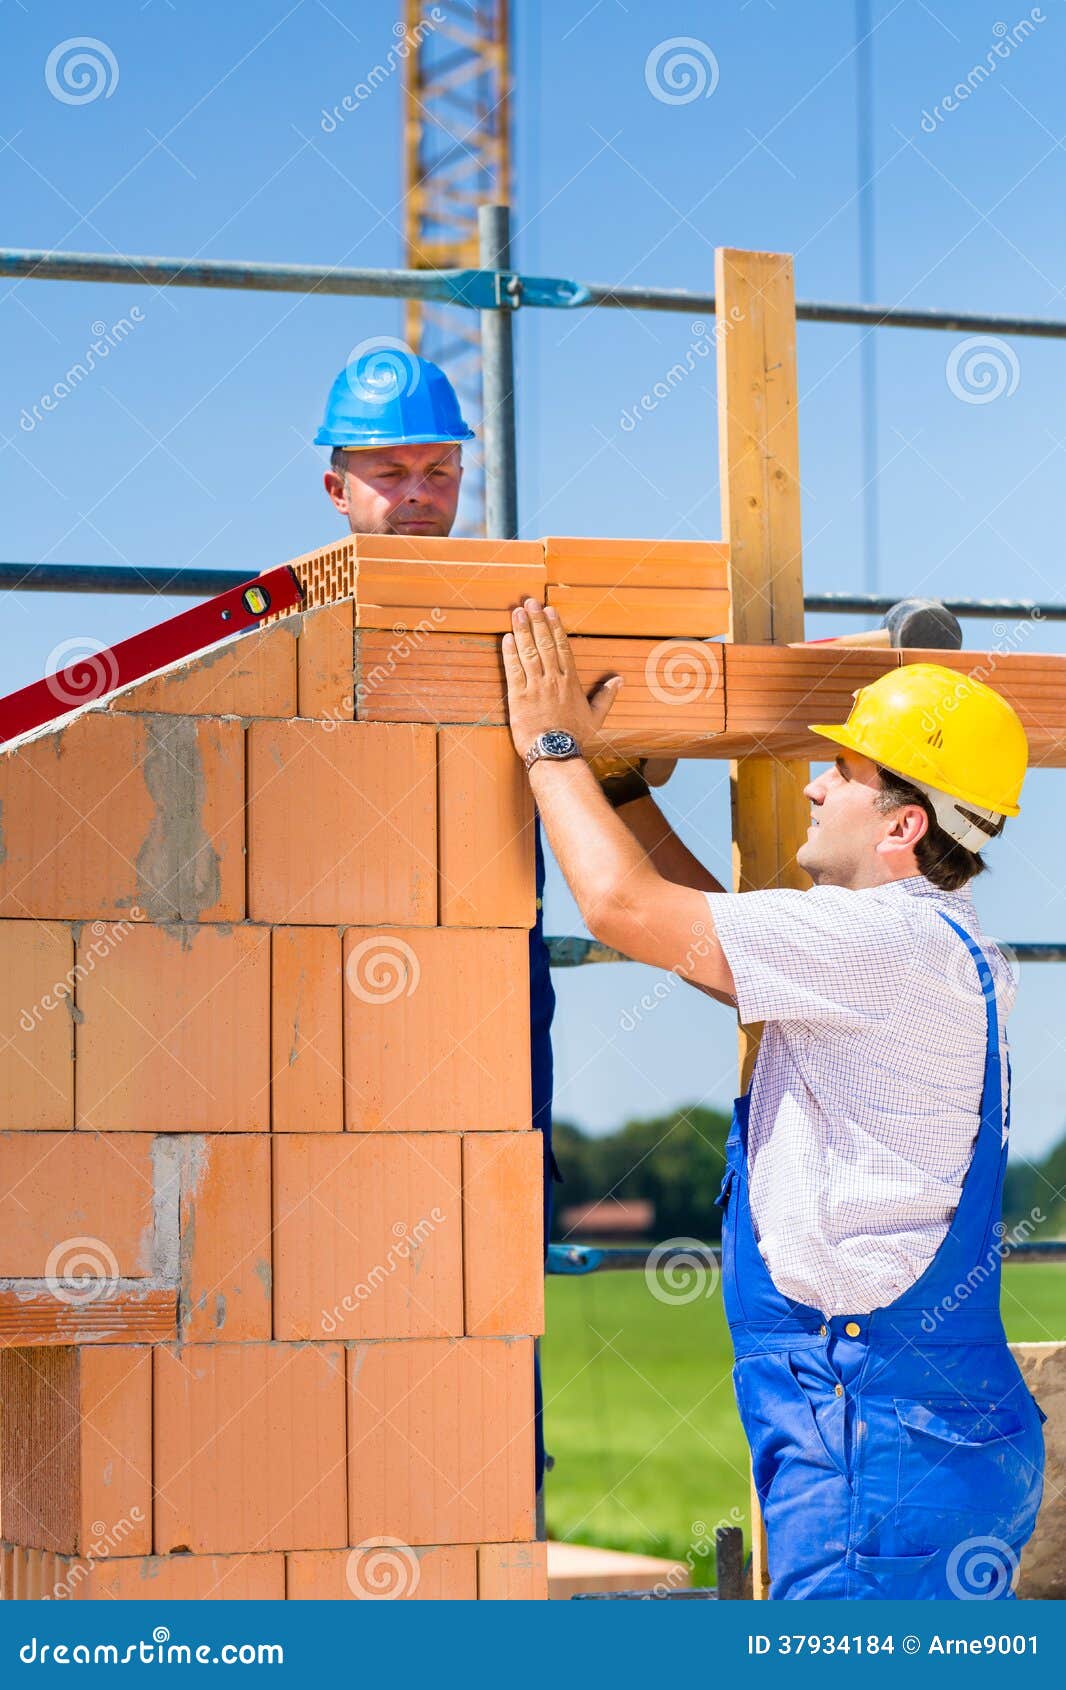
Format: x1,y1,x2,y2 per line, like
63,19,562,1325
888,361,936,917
541,730,577,756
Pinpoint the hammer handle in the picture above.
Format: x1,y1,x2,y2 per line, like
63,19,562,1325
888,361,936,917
790,627,893,649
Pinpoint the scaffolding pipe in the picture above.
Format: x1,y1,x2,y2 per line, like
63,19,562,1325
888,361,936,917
4,565,1066,627
6,245,1066,338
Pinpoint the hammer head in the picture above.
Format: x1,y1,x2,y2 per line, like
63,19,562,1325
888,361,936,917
884,597,962,650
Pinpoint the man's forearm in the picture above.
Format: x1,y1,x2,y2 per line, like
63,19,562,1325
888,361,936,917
614,794,727,894
528,757,660,928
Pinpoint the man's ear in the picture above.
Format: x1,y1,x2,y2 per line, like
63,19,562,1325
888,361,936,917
323,470,349,515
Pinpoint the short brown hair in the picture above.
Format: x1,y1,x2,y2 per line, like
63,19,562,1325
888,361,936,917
873,763,986,891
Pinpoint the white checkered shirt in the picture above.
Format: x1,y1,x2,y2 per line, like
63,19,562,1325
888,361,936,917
706,875,1016,1318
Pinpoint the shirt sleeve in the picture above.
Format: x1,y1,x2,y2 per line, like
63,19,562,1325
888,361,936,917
705,885,912,1027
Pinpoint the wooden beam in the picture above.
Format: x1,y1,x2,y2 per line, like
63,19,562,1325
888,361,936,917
716,245,812,1603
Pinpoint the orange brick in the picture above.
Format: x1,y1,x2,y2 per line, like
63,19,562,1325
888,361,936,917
546,583,730,638
271,927,343,1132
342,927,529,1131
107,621,297,716
272,1133,461,1340
287,1545,476,1599
353,536,544,566
154,1342,346,1554
347,1337,534,1546
463,1134,544,1337
0,1548,285,1599
478,1540,547,1599
354,604,517,634
180,1135,272,1342
247,721,437,924
355,558,545,610
298,601,355,720
543,536,729,590
80,1551,285,1599
0,1131,154,1276
0,921,74,1130
0,713,244,922
438,727,535,927
0,1345,151,1555
76,925,270,1132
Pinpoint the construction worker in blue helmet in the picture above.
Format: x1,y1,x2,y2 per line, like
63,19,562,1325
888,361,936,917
501,608,1048,1602
315,343,560,1500
317,342,474,536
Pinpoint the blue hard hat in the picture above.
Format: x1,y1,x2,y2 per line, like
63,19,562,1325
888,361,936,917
314,342,475,449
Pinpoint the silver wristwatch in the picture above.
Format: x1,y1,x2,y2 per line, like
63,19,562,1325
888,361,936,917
523,729,583,772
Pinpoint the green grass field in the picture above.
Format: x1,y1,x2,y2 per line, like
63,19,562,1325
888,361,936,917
541,1264,1065,1588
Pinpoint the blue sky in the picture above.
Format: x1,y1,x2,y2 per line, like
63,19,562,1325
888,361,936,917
2,0,1066,1161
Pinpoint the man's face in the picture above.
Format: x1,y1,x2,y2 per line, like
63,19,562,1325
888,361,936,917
798,749,927,887
323,442,462,537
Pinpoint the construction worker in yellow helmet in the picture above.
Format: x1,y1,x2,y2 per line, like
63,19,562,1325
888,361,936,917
501,607,1046,1603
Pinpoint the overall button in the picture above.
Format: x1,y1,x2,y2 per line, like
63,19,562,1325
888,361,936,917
844,1321,861,1337
834,1383,844,1397
819,1324,828,1337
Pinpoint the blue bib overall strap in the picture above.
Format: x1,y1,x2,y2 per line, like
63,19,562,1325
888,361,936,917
716,911,1047,1600
530,814,560,1494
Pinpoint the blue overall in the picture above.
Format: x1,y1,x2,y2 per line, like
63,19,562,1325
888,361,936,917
716,913,1047,1600
530,815,561,1494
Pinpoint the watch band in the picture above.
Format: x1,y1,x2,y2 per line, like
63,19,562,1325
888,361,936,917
600,764,651,808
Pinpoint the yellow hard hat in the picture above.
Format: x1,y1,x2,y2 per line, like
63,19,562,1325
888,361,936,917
810,663,1028,850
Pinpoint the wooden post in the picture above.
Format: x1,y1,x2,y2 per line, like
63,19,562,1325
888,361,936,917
716,247,812,1600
